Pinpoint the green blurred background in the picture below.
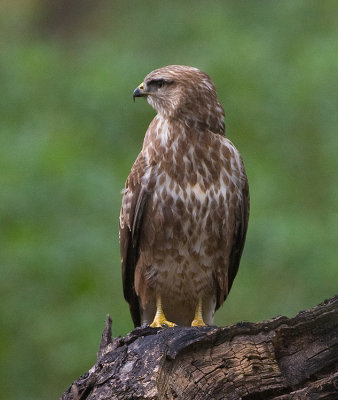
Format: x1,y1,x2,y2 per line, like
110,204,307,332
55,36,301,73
1,1,337,398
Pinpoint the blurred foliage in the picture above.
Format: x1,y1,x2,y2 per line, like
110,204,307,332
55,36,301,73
0,1,337,399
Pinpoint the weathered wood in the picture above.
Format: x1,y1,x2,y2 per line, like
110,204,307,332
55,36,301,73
61,295,338,400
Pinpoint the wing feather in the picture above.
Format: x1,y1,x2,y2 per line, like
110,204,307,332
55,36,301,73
215,164,250,310
120,155,149,327
228,176,250,292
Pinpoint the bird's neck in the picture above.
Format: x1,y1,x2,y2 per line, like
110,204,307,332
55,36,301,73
172,106,225,136
142,114,224,156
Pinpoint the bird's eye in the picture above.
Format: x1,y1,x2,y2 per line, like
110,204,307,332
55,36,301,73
156,79,164,88
148,78,172,91
148,79,165,88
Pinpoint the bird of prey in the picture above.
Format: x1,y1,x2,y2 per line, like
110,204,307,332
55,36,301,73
119,65,249,328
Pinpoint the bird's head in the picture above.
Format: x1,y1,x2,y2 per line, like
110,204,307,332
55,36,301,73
133,65,225,133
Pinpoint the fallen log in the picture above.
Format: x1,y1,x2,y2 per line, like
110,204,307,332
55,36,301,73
61,294,338,399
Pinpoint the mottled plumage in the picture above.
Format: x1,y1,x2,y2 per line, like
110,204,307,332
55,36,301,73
120,65,249,327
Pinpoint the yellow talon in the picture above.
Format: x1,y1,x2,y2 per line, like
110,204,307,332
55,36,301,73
150,316,176,328
191,297,206,327
150,295,176,328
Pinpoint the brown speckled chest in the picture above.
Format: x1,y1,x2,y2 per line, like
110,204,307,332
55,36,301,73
121,115,247,325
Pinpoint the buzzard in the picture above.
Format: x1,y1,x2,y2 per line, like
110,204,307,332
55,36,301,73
120,65,249,327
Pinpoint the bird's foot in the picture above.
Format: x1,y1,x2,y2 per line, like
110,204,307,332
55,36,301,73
150,314,176,328
191,317,206,327
150,294,177,327
191,297,206,326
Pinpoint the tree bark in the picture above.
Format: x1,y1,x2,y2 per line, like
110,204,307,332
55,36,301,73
61,295,338,400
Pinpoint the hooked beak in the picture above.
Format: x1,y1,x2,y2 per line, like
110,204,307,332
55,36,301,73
133,82,146,102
